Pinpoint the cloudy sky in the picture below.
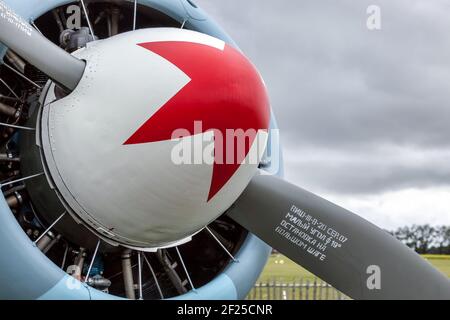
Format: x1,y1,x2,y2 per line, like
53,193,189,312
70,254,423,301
196,0,450,230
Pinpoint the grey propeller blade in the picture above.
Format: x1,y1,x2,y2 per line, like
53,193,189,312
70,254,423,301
227,174,450,300
0,1,85,90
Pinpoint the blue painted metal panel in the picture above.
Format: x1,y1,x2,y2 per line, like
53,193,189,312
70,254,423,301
224,235,272,299
38,274,124,300
0,196,67,299
172,274,238,300
37,276,91,300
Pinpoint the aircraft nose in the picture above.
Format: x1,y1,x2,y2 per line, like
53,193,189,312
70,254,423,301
34,28,269,250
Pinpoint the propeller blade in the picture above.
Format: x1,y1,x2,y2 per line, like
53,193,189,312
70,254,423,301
0,1,85,90
227,174,450,299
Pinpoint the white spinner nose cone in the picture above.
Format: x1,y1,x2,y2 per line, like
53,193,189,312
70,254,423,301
40,28,270,249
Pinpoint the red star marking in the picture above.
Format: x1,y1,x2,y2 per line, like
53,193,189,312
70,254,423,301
124,41,270,201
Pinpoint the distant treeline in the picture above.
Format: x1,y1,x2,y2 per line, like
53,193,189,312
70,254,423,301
390,225,450,254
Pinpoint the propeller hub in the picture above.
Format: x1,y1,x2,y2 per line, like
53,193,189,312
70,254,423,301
38,28,270,249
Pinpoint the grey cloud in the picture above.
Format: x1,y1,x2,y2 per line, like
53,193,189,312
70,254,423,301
284,146,450,195
196,0,450,196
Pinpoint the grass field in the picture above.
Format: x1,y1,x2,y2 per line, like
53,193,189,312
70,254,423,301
247,254,450,300
257,254,450,283
422,255,450,277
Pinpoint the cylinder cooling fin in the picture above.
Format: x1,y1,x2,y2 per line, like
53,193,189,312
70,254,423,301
0,0,283,300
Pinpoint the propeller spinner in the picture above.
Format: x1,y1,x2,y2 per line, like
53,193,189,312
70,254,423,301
39,28,270,250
